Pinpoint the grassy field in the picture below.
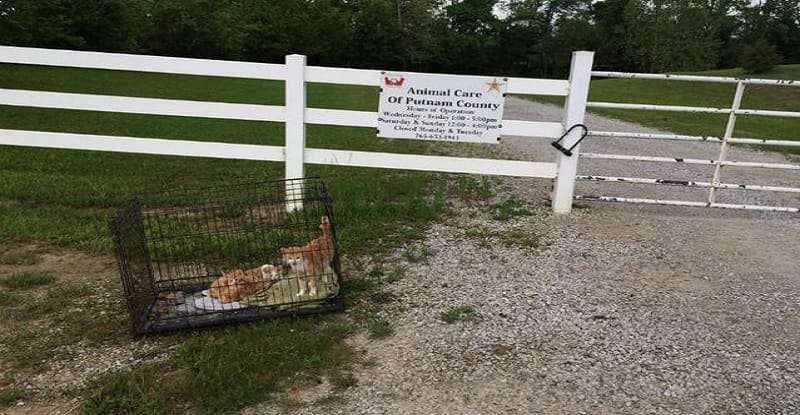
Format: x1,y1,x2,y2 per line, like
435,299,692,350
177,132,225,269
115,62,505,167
6,58,792,413
534,64,800,155
0,63,497,413
0,63,458,254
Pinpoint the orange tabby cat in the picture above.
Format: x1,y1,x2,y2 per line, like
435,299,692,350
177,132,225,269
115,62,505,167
209,264,282,303
280,216,334,297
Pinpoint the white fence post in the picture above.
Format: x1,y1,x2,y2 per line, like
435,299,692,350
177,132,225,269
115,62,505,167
285,54,306,211
552,51,594,214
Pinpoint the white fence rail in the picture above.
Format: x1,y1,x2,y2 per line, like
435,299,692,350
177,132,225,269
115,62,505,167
579,70,800,213
5,46,794,214
0,46,594,213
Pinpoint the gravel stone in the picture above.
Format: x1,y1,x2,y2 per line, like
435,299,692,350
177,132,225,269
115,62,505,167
248,99,799,415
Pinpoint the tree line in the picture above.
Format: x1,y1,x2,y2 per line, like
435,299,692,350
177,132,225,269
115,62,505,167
0,0,797,77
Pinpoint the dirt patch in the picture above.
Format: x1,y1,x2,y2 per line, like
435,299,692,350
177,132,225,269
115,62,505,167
1,398,81,415
0,244,116,283
0,244,163,411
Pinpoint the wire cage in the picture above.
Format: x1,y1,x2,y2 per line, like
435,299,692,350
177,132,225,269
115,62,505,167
109,177,343,334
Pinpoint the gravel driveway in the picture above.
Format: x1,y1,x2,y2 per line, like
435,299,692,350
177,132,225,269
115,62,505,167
251,99,800,414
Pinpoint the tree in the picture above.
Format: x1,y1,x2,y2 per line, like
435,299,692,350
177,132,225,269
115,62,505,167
741,38,782,73
436,0,501,74
623,0,720,72
348,0,405,68
236,0,353,66
0,0,144,51
1,0,793,74
346,0,440,70
394,0,442,70
696,0,749,68
762,0,800,63
549,13,597,76
501,0,593,77
593,0,631,70
142,0,250,59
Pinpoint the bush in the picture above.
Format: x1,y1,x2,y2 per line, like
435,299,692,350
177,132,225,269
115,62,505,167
741,39,782,74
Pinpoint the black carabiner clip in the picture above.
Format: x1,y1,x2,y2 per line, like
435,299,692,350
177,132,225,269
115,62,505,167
551,124,589,157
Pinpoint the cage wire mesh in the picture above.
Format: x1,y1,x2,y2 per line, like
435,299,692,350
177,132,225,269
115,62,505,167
109,177,343,334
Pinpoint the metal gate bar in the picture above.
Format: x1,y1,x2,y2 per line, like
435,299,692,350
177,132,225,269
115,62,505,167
592,71,800,87
580,71,800,213
574,195,800,213
580,153,800,170
577,175,800,193
708,82,745,204
590,131,800,147
591,131,725,143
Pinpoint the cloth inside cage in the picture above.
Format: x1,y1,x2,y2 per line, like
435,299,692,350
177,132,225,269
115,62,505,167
155,268,340,318
239,269,339,309
183,269,339,312
192,290,246,311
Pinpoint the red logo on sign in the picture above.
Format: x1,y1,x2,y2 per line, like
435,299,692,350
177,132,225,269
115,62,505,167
384,76,405,86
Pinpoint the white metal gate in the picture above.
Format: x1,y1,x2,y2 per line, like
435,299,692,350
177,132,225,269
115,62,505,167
575,71,800,213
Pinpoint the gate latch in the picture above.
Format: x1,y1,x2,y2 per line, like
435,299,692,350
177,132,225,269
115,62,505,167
551,124,589,157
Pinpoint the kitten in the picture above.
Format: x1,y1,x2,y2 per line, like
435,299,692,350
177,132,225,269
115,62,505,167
209,264,282,303
280,216,334,297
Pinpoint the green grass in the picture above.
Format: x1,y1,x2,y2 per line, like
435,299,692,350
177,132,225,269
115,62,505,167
81,263,397,414
496,229,540,249
530,64,800,156
381,266,406,284
452,176,494,202
0,279,126,370
365,315,394,339
0,387,26,408
490,197,532,221
21,282,94,320
343,266,399,339
0,62,458,411
0,259,397,411
440,305,478,323
0,63,446,255
401,244,434,264
0,290,19,305
329,372,359,390
1,271,55,288
83,317,355,415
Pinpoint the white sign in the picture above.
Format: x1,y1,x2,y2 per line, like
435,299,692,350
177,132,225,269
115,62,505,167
377,72,507,144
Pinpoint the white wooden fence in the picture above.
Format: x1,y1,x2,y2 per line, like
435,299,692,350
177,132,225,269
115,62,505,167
0,46,594,213
577,71,800,213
